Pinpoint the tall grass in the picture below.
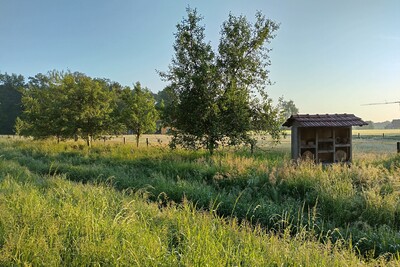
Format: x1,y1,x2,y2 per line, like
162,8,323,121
0,158,397,266
1,138,400,262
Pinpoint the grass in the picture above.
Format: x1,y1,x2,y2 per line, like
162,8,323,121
0,131,400,265
0,156,397,266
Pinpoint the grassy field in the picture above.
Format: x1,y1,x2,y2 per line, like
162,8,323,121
0,130,400,266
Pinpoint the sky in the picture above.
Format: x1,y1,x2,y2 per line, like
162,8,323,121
1,0,399,122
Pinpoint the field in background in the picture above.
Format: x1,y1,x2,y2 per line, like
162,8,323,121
352,129,400,138
2,129,399,153
2,129,400,166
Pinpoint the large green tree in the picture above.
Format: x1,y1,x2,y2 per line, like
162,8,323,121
0,73,25,135
19,71,118,146
19,71,70,141
217,12,282,144
119,82,158,147
160,8,220,153
160,8,283,154
62,73,117,146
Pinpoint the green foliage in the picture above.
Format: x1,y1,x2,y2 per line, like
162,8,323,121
160,8,219,153
160,8,284,154
19,71,69,140
217,12,283,144
0,73,25,134
62,73,116,146
281,99,299,119
19,71,124,146
18,70,159,146
119,82,158,147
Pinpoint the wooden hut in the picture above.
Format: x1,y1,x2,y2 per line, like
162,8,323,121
282,114,367,163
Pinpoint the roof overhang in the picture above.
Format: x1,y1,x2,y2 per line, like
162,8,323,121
282,114,368,128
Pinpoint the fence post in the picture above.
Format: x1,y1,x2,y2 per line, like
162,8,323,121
146,138,149,148
397,142,400,153
358,133,360,139
123,137,126,144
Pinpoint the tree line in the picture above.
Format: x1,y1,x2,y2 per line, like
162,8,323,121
0,71,158,147
0,8,298,152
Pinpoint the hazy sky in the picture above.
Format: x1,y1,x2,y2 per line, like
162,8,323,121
1,0,399,122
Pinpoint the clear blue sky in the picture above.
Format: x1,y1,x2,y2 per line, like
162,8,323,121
1,0,399,122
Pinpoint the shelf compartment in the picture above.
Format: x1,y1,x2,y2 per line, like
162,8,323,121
300,145,316,148
318,138,334,142
318,150,334,153
335,144,350,148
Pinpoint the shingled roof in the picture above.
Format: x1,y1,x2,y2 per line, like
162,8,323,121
282,114,368,127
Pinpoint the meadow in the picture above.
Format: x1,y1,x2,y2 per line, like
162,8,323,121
0,129,399,266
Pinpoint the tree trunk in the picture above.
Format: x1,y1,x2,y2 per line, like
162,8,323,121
136,134,140,147
208,136,215,155
86,135,91,147
250,139,256,155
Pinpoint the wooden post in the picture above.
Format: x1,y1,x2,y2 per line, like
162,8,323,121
382,133,385,139
358,133,360,139
146,138,149,148
291,126,298,160
123,137,126,144
397,142,400,153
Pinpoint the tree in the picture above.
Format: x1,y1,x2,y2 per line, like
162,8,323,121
217,11,280,146
160,8,221,152
19,71,117,146
119,82,158,147
19,71,68,141
281,99,299,119
0,73,25,135
94,78,126,135
154,85,176,126
63,72,116,146
160,8,281,154
160,8,221,153
154,86,184,135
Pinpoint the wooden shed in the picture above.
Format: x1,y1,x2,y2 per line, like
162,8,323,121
282,114,367,163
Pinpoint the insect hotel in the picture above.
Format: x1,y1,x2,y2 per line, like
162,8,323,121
282,114,368,163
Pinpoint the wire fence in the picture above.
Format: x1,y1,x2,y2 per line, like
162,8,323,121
1,129,399,153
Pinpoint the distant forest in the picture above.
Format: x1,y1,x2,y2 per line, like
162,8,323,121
354,120,400,129
0,73,24,135
0,72,161,137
